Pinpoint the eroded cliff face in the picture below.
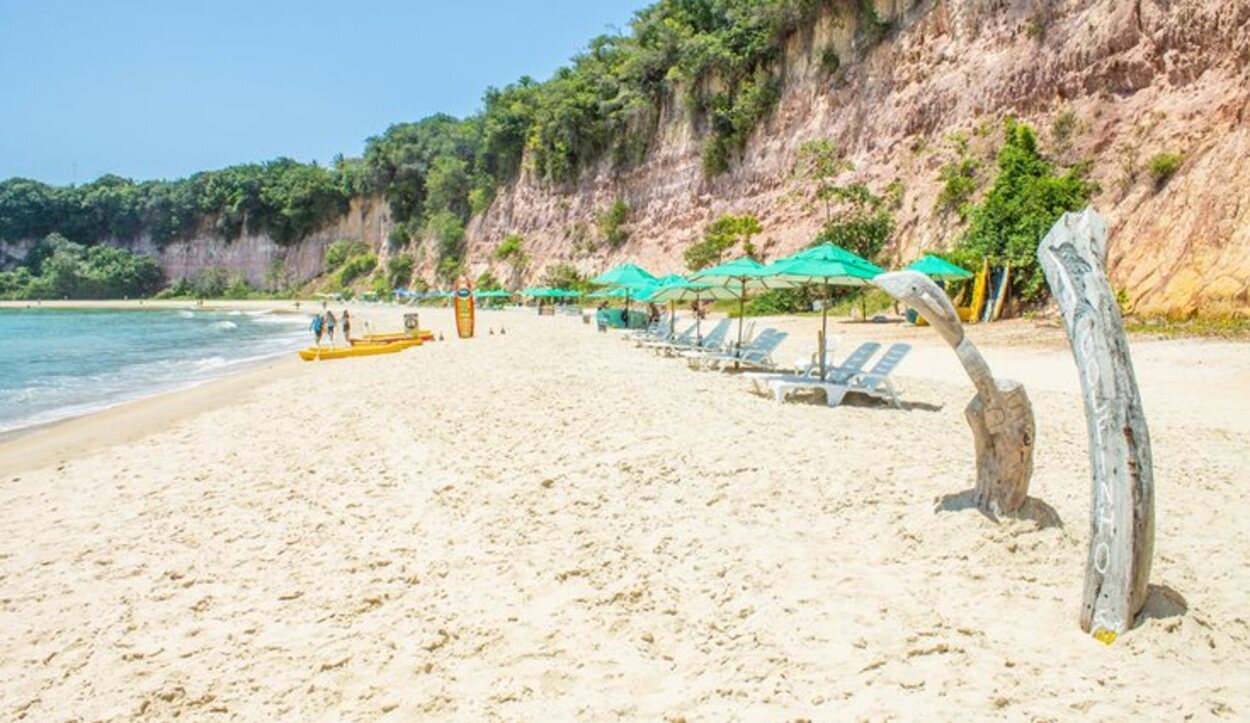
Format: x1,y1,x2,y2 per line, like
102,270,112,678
465,0,1250,317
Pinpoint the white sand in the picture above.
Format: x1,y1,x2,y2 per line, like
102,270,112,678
1,305,1248,720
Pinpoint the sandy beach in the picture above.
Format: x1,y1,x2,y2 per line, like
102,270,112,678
2,303,1248,720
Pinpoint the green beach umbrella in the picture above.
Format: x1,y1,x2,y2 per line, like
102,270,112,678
690,257,792,357
474,289,512,298
641,274,690,339
784,242,885,274
767,244,882,376
645,274,716,341
590,263,657,288
591,263,658,326
905,254,973,281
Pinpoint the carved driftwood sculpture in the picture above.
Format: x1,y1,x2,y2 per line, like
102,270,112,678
875,271,1035,514
1038,208,1154,640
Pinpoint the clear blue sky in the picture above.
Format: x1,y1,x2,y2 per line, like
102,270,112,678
0,0,644,185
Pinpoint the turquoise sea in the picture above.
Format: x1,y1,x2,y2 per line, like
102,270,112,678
0,308,308,434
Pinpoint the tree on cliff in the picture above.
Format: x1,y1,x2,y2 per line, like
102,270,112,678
684,214,764,271
790,139,853,225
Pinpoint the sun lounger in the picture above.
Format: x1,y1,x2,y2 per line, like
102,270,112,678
755,341,881,403
785,336,843,377
690,329,787,371
624,313,669,342
768,342,909,407
843,343,911,407
647,318,731,355
634,320,693,347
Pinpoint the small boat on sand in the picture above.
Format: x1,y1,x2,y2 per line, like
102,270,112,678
298,341,410,361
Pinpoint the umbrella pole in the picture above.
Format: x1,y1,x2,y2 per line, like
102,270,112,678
696,294,703,343
669,300,676,340
736,278,746,367
820,282,830,378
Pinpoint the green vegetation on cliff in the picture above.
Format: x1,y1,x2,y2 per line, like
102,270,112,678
0,233,163,300
951,119,1096,301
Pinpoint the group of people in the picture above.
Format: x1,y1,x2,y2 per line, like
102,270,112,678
310,308,351,347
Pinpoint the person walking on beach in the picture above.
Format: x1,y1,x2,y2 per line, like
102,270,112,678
325,310,337,347
310,313,325,346
341,309,351,343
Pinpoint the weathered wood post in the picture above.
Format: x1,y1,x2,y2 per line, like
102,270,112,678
1038,208,1154,641
875,271,1035,514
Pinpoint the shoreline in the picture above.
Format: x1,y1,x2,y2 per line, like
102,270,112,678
0,298,406,477
0,352,302,479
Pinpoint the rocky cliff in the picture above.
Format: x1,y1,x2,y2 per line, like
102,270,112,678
465,0,1250,317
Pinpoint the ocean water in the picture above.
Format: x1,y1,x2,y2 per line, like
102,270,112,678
0,308,309,434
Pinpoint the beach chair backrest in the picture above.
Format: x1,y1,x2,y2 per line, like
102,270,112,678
862,343,911,379
670,322,697,342
757,330,786,354
743,330,785,360
698,318,732,347
828,342,881,383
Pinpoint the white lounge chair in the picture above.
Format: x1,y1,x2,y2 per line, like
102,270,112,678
647,318,732,356
843,343,912,408
634,320,694,347
750,341,880,398
691,330,788,371
768,343,910,407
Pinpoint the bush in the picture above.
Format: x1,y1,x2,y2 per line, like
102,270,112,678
370,272,391,298
1147,152,1183,189
223,274,253,300
435,257,463,282
325,239,369,269
820,45,841,75
815,184,894,265
701,136,731,177
191,267,230,298
475,270,503,291
468,184,495,215
387,223,411,249
386,253,414,288
595,199,629,248
494,233,526,263
1051,109,1079,146
743,287,812,316
425,211,466,267
953,119,1096,302
540,262,589,292
338,253,378,287
935,158,979,219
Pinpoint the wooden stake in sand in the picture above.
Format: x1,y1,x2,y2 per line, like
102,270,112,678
874,271,1035,515
1038,208,1154,641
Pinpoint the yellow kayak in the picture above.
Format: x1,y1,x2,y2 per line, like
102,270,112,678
360,330,435,343
299,341,408,361
348,337,422,350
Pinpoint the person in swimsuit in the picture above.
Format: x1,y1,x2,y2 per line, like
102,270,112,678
310,313,325,346
341,309,351,344
324,310,337,347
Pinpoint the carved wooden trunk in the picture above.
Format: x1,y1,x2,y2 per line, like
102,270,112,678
1038,208,1155,639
